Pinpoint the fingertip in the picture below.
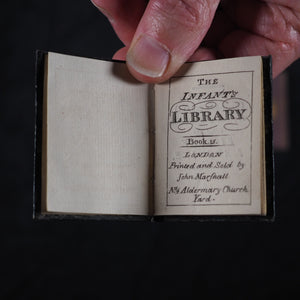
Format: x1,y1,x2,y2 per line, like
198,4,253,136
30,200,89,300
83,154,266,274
112,47,128,61
126,34,170,82
188,48,221,61
126,63,165,83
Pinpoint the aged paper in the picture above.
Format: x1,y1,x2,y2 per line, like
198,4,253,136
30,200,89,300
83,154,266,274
154,57,264,215
44,52,150,215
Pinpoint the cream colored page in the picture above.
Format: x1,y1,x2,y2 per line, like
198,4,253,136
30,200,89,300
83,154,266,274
45,52,149,215
154,56,263,215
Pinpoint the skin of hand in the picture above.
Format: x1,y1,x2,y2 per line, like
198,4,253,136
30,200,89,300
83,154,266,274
91,0,300,83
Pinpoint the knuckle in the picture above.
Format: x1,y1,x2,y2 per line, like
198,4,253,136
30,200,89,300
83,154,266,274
152,0,209,30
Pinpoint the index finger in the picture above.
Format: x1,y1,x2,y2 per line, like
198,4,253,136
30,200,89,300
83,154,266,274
91,0,147,45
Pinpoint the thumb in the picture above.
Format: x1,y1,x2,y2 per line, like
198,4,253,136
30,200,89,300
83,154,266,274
126,0,220,83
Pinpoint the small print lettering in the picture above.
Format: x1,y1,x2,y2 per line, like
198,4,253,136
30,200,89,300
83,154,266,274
167,70,253,207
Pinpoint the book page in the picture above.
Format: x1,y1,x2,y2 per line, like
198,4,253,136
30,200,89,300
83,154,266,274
154,56,264,215
43,52,150,215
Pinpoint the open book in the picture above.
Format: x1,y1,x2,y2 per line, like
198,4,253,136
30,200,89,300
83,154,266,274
33,51,274,220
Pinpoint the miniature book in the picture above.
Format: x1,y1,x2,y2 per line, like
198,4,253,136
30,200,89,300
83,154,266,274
34,52,274,220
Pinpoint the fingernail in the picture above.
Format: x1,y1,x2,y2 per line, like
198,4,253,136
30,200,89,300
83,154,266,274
127,35,170,78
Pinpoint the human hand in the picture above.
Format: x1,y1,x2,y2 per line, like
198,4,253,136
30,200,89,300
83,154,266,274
91,0,300,82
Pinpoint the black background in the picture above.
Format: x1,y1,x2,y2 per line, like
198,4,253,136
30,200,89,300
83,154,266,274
2,0,300,298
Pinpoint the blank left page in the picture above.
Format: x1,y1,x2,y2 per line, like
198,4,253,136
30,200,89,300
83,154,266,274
43,52,150,215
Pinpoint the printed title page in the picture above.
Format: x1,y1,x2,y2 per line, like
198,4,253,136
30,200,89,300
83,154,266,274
155,57,263,215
